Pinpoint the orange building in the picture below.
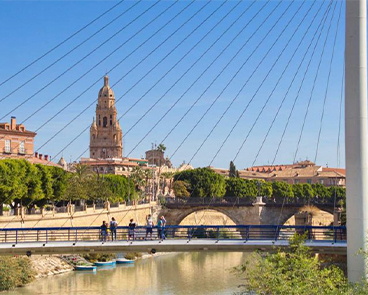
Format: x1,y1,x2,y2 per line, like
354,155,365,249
0,116,61,167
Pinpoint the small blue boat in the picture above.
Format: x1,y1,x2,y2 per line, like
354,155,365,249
116,258,135,264
94,261,116,267
75,265,97,272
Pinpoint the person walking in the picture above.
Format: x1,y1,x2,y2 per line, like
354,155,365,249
145,214,154,240
110,217,118,241
100,221,108,242
128,218,136,241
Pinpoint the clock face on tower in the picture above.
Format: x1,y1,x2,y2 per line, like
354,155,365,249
89,75,123,159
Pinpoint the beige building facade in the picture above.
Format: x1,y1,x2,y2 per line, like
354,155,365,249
211,160,346,187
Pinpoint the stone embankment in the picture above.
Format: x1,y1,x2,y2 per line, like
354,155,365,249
30,256,74,278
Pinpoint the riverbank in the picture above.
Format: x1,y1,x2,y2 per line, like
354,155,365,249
30,251,175,278
31,256,74,278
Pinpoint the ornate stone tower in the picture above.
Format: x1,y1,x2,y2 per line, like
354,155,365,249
90,75,123,159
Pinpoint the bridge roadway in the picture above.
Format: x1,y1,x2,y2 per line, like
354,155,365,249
0,225,347,256
0,239,347,256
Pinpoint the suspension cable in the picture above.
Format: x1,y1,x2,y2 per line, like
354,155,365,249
272,0,337,165
0,0,126,87
34,0,210,152
125,0,259,156
120,0,245,138
0,0,144,107
3,0,202,156
314,0,343,163
20,0,181,126
191,0,317,165
251,2,332,167
292,3,338,163
232,1,335,163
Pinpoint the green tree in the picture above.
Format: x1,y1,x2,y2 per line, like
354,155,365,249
173,180,190,198
104,174,136,202
272,181,294,202
47,166,69,202
64,164,94,201
312,183,330,203
229,161,237,178
292,183,314,203
236,234,353,295
225,178,257,200
174,168,226,198
260,181,273,198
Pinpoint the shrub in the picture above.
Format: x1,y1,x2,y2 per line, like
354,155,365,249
124,252,142,260
83,253,116,262
0,256,35,291
235,234,364,295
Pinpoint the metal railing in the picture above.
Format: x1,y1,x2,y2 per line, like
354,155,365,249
0,225,346,245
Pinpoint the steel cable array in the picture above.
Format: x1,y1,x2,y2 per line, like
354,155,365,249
0,0,161,118
0,0,125,87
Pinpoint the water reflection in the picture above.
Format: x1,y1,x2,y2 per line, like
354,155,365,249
7,252,247,295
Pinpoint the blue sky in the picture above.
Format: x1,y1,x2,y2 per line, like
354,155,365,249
0,0,345,169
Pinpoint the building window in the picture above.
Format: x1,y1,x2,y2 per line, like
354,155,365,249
320,179,324,185
307,179,312,184
5,140,10,153
103,117,107,128
294,179,299,184
110,120,112,125
19,141,25,154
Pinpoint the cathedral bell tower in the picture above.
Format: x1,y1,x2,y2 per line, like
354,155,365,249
90,75,123,159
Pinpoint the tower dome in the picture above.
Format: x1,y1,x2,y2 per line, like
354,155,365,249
98,75,115,98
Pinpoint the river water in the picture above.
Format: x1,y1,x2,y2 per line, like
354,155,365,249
8,252,247,295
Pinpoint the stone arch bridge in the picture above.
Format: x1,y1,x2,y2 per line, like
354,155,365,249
158,199,337,226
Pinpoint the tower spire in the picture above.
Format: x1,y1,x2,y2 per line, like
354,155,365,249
104,75,109,86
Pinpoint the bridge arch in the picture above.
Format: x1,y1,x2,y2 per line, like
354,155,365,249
277,205,334,226
159,206,242,226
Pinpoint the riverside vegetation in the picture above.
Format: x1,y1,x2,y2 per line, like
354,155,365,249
235,234,368,295
0,257,35,291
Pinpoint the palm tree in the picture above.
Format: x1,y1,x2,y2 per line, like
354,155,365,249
65,164,95,205
157,143,166,153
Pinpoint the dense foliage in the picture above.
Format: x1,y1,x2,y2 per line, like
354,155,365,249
235,234,367,295
173,168,345,203
0,160,137,212
173,168,226,198
0,256,35,291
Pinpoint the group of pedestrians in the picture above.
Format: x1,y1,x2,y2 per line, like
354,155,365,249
100,217,118,242
100,215,166,242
